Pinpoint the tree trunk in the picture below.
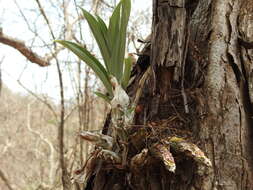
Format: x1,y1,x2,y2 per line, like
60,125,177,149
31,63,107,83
83,0,253,189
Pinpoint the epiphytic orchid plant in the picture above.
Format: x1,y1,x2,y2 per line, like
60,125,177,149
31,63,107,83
56,0,134,167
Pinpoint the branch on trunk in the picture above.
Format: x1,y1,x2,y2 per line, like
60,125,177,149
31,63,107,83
0,30,49,66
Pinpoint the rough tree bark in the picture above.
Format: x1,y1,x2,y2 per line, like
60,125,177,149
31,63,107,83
83,0,253,189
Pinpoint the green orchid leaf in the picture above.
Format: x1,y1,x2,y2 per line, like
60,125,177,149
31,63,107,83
81,8,111,72
108,2,121,78
94,91,112,103
118,0,131,80
108,1,121,52
55,40,113,96
109,0,131,82
95,15,108,38
122,55,134,89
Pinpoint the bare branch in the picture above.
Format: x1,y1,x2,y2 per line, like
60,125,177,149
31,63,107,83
1,138,13,155
45,46,65,61
0,30,49,66
26,101,57,186
0,56,4,95
17,80,58,119
0,169,14,190
34,0,55,39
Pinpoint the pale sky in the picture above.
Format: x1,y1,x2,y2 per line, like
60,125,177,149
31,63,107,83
0,0,151,102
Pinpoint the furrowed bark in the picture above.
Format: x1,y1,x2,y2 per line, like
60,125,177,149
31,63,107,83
197,0,253,189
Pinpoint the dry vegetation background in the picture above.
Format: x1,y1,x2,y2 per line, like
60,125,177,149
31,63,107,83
0,0,151,189
0,84,106,189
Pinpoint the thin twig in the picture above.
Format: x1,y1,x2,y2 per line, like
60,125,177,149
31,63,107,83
0,56,4,95
0,169,14,190
13,0,51,49
35,0,56,39
17,80,58,119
